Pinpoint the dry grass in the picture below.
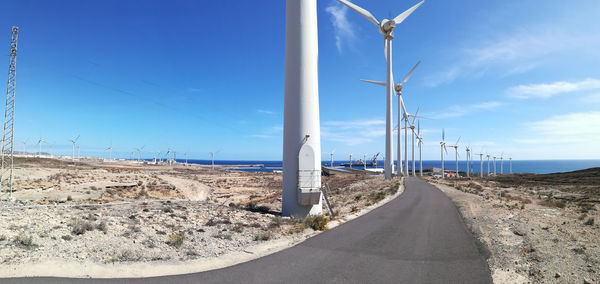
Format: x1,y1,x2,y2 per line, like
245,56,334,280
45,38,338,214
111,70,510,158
537,200,566,209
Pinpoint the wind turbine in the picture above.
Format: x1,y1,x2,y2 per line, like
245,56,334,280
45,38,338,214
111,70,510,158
416,120,423,176
69,135,79,163
326,149,335,168
185,152,188,165
106,146,113,160
37,138,45,158
486,153,491,177
342,0,425,179
209,151,220,170
407,108,424,176
465,145,471,177
440,129,447,179
136,146,145,162
363,153,367,170
477,149,484,178
500,152,504,175
509,157,513,174
362,61,421,177
348,153,353,169
450,136,461,178
77,145,80,161
22,140,27,156
493,156,497,176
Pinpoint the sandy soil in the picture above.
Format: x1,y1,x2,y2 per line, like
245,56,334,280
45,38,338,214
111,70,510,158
426,170,600,284
0,157,403,277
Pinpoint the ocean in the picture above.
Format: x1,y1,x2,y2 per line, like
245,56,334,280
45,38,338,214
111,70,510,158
172,159,600,175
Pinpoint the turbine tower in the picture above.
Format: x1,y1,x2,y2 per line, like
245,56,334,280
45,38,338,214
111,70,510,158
465,146,471,177
282,0,323,217
106,146,112,160
69,135,80,163
37,138,45,158
493,156,497,176
500,152,504,175
327,150,335,168
342,0,424,179
362,61,420,177
450,136,460,178
416,120,423,176
509,157,512,174
486,154,491,177
0,26,18,200
440,129,447,179
477,151,484,178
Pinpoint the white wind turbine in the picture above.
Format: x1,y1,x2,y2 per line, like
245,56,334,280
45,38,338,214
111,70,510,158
362,61,421,177
22,140,27,157
509,157,513,174
465,145,471,177
136,146,145,162
326,149,336,168
363,153,368,170
486,153,491,177
476,149,484,178
37,137,45,158
348,153,353,169
341,0,425,179
440,129,447,179
493,155,497,176
106,146,113,160
416,120,423,176
450,136,461,178
69,135,80,162
500,152,504,175
209,150,220,170
404,108,423,176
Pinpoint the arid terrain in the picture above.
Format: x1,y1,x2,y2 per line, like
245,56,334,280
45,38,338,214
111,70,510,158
426,168,600,284
0,157,401,277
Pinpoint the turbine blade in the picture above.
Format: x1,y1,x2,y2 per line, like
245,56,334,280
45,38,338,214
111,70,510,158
360,79,386,86
400,61,421,85
336,0,380,26
393,1,424,25
455,136,461,145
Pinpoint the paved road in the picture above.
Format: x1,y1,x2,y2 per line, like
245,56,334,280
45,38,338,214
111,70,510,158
8,177,492,283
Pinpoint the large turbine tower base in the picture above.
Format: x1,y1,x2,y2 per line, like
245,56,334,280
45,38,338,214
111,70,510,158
282,0,322,217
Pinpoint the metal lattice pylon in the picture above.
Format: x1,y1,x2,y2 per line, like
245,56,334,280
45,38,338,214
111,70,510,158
1,26,18,200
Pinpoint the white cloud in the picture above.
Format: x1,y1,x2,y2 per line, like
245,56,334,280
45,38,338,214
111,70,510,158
515,112,600,147
429,101,504,119
325,3,355,54
426,29,600,87
508,78,600,99
322,119,384,146
581,93,600,104
256,109,276,115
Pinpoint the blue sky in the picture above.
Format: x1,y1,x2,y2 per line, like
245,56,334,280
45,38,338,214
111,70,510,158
2,0,599,160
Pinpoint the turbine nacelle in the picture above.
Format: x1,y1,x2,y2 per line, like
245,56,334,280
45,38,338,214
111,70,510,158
379,19,396,35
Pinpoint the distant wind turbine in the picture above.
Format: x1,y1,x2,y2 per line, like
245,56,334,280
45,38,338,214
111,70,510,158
69,135,80,163
342,0,425,179
493,156,497,176
509,157,513,174
327,149,336,168
486,153,491,177
136,146,145,162
465,145,471,177
37,137,45,158
440,129,447,179
476,149,484,178
500,152,504,175
416,120,423,176
450,136,461,178
106,146,113,160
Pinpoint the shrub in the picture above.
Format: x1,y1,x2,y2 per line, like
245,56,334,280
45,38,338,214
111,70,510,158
0,234,6,241
96,221,108,234
268,217,282,229
232,223,244,233
167,232,185,247
71,220,94,235
369,191,386,203
584,218,594,226
304,215,329,231
254,232,271,241
13,232,35,248
61,235,72,241
66,195,73,201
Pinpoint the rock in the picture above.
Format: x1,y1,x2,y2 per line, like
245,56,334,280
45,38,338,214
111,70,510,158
513,229,525,236
554,273,560,278
583,279,592,284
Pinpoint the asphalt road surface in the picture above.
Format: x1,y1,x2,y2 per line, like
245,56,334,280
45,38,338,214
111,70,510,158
7,176,492,283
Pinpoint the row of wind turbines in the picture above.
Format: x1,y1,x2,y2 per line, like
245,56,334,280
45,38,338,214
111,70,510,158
23,135,220,169
439,129,513,179
336,0,425,180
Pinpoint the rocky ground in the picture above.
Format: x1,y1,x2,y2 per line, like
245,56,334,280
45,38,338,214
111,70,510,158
0,157,401,273
426,168,600,284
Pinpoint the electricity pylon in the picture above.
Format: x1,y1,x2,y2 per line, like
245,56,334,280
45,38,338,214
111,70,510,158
1,27,19,200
